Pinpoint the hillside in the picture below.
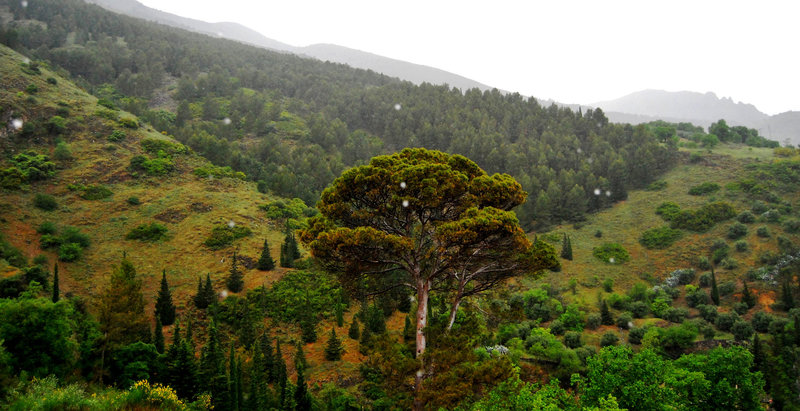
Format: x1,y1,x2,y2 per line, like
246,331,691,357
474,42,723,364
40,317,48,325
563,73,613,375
0,44,286,312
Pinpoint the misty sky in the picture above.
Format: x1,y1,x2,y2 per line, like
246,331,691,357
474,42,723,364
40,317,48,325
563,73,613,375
139,0,798,115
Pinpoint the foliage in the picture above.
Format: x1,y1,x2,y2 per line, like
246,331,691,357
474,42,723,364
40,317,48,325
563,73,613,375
2,151,56,188
324,328,344,361
670,202,736,232
592,243,630,264
33,193,58,211
97,256,150,349
256,239,275,270
155,270,176,326
639,226,683,249
192,165,246,180
0,233,27,268
688,182,720,195
107,129,126,142
259,270,340,323
78,184,113,200
125,222,168,242
203,224,252,249
726,222,748,240
261,198,311,220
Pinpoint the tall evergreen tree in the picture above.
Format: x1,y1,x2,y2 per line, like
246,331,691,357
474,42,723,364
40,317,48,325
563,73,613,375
51,262,59,303
155,269,176,326
751,333,765,372
742,280,756,308
257,238,275,271
227,250,244,293
710,265,720,305
273,340,287,388
200,320,229,409
247,340,267,410
348,319,360,340
294,369,312,411
194,277,207,309
280,230,300,268
97,255,150,351
781,279,795,310
261,334,275,382
164,322,198,400
335,300,344,327
324,328,344,361
403,314,415,342
203,274,216,306
560,234,573,260
228,344,239,411
300,314,317,343
294,342,307,373
154,317,164,354
600,300,614,325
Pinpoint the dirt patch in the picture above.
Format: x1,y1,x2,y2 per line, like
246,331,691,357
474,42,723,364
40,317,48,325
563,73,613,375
189,202,213,213
237,255,257,270
154,208,187,223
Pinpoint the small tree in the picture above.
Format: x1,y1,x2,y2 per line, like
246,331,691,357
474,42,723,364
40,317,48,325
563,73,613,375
226,250,244,293
348,319,360,340
294,342,307,373
742,280,756,308
710,265,720,305
155,270,176,326
257,239,275,271
194,275,216,309
154,317,165,354
601,300,614,325
300,315,317,343
781,279,795,310
324,328,344,361
51,263,59,303
561,234,573,260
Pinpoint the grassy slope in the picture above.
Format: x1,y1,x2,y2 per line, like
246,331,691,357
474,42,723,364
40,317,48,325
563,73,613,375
0,44,288,315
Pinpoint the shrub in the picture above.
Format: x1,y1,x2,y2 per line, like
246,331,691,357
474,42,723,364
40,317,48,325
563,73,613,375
663,307,689,323
670,202,736,232
600,331,619,347
751,201,769,215
737,211,756,224
118,118,139,129
40,234,62,249
685,285,709,308
651,298,670,318
665,268,696,287
140,138,187,156
718,281,736,296
127,197,141,205
784,219,800,233
629,327,647,345
697,256,711,270
720,257,738,270
761,209,781,223
630,301,649,318
727,223,748,239
731,320,754,341
751,312,773,332
203,224,252,249
733,302,749,315
79,185,112,200
607,293,630,311
639,226,683,249
548,319,565,336
646,180,667,191
46,77,57,85
616,312,633,329
715,312,739,332
107,130,126,142
586,313,601,330
26,83,39,94
126,223,168,242
33,193,57,211
602,278,614,292
564,331,582,348
594,230,602,238
37,221,57,235
688,182,720,195
697,304,718,323
656,201,681,221
53,141,72,161
592,243,630,264
698,272,712,287
58,242,82,262
734,240,748,252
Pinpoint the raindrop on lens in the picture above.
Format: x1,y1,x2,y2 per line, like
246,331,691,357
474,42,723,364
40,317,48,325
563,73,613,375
576,148,582,154
228,220,235,228
222,117,232,125
220,290,228,298
605,190,612,197
609,257,615,264
593,188,601,196
402,200,409,207
400,181,406,189
394,103,402,111
20,1,27,7
11,119,23,130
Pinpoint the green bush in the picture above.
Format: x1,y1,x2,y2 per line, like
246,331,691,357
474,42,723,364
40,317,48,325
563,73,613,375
715,312,739,332
628,327,646,345
126,197,141,205
731,320,754,341
33,193,58,211
784,219,800,233
26,83,39,94
564,331,582,348
718,281,736,296
639,226,683,249
46,77,57,85
688,182,720,195
203,224,252,249
646,180,667,191
727,223,748,239
670,202,736,232
58,243,82,262
697,304,718,323
107,130,126,142
656,201,681,221
140,138,187,156
46,116,67,135
685,285,709,308
125,223,168,242
697,256,711,270
61,227,90,248
193,165,246,180
734,240,748,252
600,331,619,347
751,312,773,332
630,301,649,318
53,141,72,161
737,211,756,224
698,272,712,287
37,221,57,235
118,118,139,129
593,243,630,264
663,307,689,323
586,313,601,330
616,312,633,329
79,185,112,200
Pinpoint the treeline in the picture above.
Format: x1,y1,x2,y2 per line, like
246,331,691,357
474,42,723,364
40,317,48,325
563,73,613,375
0,0,678,229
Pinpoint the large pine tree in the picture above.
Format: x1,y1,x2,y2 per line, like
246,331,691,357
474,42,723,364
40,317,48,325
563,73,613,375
97,255,150,350
257,239,275,271
195,274,216,309
200,320,229,409
324,328,344,361
155,269,176,326
164,322,198,400
227,250,244,293
560,234,573,260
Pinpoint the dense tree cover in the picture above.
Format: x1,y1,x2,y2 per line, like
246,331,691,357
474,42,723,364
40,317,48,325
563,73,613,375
1,0,677,229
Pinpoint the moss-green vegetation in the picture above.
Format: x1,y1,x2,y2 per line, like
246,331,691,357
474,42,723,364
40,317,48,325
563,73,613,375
125,223,169,242
592,243,630,264
639,226,683,249
203,224,252,249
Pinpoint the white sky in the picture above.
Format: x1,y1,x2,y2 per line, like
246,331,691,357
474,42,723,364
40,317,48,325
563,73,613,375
139,0,799,115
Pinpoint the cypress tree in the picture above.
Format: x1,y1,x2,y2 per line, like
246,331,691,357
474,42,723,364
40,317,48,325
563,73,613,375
194,277,207,309
248,341,266,410
600,300,614,325
200,321,229,409
335,301,344,327
300,315,317,343
324,328,344,361
294,369,311,411
781,279,795,310
710,265,720,305
359,323,373,355
52,262,59,303
751,333,765,372
236,357,243,410
97,255,150,348
155,269,176,325
184,316,195,352
280,229,299,268
261,334,275,382
561,234,573,260
154,317,164,354
294,342,307,373
273,340,287,388
742,280,756,308
227,250,244,293
348,319,360,340
195,273,215,308
257,239,275,271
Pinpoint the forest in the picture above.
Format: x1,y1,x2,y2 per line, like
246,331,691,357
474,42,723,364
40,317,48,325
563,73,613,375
1,0,799,410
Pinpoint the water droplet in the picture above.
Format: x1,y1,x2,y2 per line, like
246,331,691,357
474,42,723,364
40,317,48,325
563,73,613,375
222,117,232,125
227,220,235,228
22,57,29,64
20,0,27,7
609,257,616,264
220,290,229,298
402,200,409,208
400,181,406,189
11,119,23,130
605,190,612,197
593,188,601,196
576,148,583,154
394,103,402,111
587,157,594,164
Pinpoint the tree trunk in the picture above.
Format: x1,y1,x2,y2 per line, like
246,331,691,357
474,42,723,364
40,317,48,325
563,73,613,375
413,279,430,411
446,297,462,332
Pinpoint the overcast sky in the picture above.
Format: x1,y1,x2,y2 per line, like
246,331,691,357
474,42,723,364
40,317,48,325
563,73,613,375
138,0,798,115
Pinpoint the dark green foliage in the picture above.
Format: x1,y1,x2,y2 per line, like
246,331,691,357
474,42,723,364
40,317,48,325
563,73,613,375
685,285,708,308
784,219,800,233
592,243,630,264
734,240,748,252
125,222,168,242
732,321,754,341
109,341,160,388
602,278,613,292
348,319,360,340
656,201,681,221
781,279,795,310
204,224,252,249
586,313,601,330
107,129,126,142
630,301,649,318
737,211,756,223
646,180,667,191
78,184,112,200
715,312,739,332
697,304,718,323
594,230,603,238
53,141,72,161
300,316,317,343
688,182,720,195
279,229,300,268
118,117,139,129
194,274,216,309
639,226,683,249
718,280,736,297
616,312,632,330
155,270,176,326
600,331,618,347
129,154,175,176
733,302,749,315
364,303,387,334
548,319,565,336
710,267,720,305
741,280,756,308
154,317,164,354
727,222,748,239
33,193,57,211
628,327,646,345
670,202,736,232
256,239,275,270
51,263,59,303
37,221,57,235
226,250,244,293
200,321,229,409
58,242,82,262
3,152,56,188
126,196,140,205
663,307,689,323
0,233,26,268
261,270,339,323
560,234,572,260
294,367,312,411
295,342,308,377
698,272,712,287
324,328,344,361
600,301,614,325
751,311,773,332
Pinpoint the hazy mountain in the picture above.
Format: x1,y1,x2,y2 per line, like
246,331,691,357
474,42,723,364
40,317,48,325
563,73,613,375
594,89,800,145
84,0,493,91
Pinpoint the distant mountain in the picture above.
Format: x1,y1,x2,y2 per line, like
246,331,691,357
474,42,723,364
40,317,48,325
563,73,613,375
84,0,493,91
594,89,799,145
